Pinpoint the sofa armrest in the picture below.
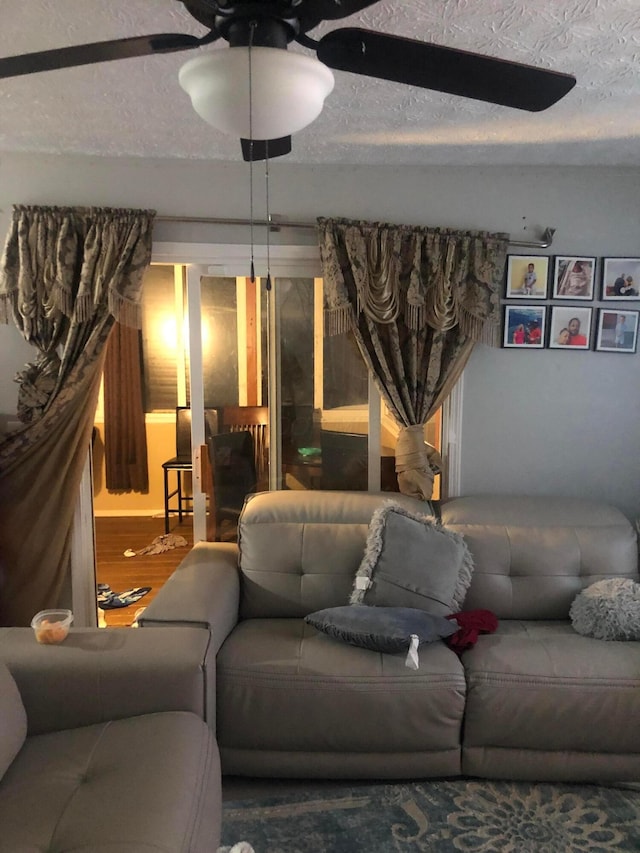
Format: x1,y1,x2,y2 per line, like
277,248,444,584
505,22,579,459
138,542,240,653
0,626,214,736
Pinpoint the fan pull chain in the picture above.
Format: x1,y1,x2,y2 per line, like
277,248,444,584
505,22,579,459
265,148,272,292
248,22,256,283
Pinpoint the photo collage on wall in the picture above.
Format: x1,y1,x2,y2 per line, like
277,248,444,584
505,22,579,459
502,255,640,353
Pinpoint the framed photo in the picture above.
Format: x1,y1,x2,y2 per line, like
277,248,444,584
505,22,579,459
601,258,640,300
548,306,593,350
595,309,639,353
503,305,547,348
552,256,596,300
505,255,549,299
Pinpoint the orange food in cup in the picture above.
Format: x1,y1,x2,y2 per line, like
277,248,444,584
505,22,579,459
34,619,69,644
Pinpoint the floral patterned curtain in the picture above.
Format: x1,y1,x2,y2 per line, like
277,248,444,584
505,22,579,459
318,217,508,501
0,205,155,625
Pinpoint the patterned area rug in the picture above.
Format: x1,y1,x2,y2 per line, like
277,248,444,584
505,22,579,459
220,779,640,852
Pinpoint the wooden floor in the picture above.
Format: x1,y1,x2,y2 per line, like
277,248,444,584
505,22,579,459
94,516,194,627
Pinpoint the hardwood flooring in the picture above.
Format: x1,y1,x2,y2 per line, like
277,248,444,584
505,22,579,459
94,516,194,627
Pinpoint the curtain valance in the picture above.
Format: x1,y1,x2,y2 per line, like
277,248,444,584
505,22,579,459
0,205,155,333
319,217,509,347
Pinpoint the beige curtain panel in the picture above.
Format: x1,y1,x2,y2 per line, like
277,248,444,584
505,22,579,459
318,216,508,501
0,205,155,626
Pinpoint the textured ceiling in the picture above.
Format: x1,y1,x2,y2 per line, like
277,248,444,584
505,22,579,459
1,0,639,166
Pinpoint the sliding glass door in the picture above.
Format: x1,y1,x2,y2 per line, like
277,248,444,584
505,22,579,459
136,248,446,545
185,266,268,542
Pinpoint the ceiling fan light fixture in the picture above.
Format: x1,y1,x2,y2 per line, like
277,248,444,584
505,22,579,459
179,46,335,140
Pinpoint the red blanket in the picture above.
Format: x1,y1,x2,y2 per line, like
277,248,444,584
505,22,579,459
445,609,499,652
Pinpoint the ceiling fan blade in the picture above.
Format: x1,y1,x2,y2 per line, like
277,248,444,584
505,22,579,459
298,0,379,32
300,0,379,21
317,28,576,112
0,33,217,80
241,137,292,162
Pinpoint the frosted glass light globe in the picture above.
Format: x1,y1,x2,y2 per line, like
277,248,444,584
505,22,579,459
179,46,335,139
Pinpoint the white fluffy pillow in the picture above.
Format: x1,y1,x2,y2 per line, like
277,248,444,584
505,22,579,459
569,578,640,641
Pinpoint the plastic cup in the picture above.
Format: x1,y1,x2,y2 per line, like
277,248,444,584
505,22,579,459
31,609,73,644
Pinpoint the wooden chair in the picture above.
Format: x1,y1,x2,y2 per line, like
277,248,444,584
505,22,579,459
221,406,269,490
203,430,256,541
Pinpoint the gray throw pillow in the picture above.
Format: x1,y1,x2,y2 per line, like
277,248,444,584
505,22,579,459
305,604,457,668
350,501,473,616
0,663,27,780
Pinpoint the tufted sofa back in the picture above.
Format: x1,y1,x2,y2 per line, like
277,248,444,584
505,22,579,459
237,490,431,618
441,495,638,619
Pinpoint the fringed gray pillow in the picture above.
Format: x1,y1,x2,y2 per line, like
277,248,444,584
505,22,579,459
570,578,640,641
305,605,457,669
351,501,474,616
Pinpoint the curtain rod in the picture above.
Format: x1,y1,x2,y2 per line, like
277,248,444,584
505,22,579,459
155,214,556,250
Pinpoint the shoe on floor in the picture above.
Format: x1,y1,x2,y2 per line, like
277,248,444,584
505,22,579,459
100,587,152,610
97,584,114,606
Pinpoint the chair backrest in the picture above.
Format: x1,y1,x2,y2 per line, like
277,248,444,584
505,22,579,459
222,406,269,487
209,430,257,512
175,407,192,458
320,430,368,491
175,407,219,460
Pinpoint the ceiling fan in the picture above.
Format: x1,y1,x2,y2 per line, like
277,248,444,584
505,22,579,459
0,0,576,162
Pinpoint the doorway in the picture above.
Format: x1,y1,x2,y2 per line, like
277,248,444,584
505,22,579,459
82,242,457,625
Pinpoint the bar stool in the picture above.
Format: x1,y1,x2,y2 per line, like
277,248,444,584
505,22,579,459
161,407,193,533
161,407,219,533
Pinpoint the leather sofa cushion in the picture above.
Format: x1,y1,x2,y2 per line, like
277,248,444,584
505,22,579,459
0,663,26,781
217,618,465,761
463,620,640,758
238,490,431,618
0,711,221,853
442,495,638,619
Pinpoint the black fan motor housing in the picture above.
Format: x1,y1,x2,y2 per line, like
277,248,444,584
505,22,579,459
182,0,302,47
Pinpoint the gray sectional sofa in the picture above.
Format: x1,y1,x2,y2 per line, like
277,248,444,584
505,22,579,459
140,489,640,784
0,626,222,853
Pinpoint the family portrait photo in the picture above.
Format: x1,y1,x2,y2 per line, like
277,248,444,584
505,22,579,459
548,306,592,350
601,258,640,300
552,256,596,300
595,309,639,352
505,255,549,299
503,305,547,348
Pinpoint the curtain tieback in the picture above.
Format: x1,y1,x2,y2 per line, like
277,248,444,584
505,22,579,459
395,425,429,473
395,425,443,502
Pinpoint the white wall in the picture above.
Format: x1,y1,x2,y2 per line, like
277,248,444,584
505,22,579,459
1,153,639,519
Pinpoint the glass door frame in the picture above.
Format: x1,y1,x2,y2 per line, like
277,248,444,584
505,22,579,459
185,265,207,542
